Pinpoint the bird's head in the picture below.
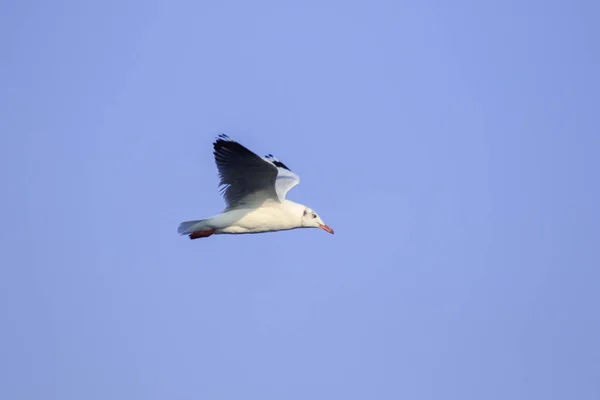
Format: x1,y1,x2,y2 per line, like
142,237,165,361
301,207,334,234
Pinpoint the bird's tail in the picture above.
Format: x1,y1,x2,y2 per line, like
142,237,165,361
178,219,214,238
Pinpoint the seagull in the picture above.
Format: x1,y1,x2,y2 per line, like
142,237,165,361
178,134,334,239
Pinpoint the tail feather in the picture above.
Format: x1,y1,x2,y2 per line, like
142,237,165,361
177,220,209,235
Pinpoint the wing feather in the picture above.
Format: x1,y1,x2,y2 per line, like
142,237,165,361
211,134,302,208
213,134,278,209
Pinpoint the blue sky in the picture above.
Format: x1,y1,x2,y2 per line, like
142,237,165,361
2,0,599,399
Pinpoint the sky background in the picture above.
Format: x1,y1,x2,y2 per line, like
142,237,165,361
1,0,599,399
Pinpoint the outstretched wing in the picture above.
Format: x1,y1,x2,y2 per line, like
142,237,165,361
213,134,279,209
263,154,301,201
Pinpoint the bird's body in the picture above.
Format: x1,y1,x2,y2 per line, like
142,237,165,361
180,199,305,235
178,135,333,239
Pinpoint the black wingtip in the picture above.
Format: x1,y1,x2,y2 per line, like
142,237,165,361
213,134,233,152
264,154,291,171
272,160,291,171
214,134,232,147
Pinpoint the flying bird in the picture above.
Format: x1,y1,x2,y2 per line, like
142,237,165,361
178,134,334,239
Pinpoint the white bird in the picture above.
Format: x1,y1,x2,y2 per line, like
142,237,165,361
178,134,334,239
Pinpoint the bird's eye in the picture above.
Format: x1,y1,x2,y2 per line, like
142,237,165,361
312,214,317,218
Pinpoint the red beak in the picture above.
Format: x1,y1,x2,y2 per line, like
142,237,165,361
319,224,335,234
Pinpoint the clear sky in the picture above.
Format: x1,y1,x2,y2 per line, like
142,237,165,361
2,0,599,399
